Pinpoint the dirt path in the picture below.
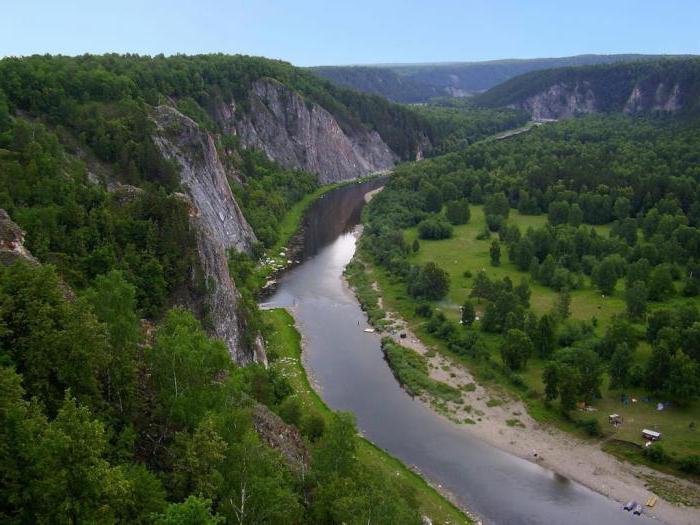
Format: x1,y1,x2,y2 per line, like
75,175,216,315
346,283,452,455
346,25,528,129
375,299,700,525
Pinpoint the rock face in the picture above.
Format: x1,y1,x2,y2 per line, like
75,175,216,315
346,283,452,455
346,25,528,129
0,209,39,266
624,82,682,114
512,81,684,120
217,79,397,184
152,106,259,364
252,403,310,474
517,82,597,120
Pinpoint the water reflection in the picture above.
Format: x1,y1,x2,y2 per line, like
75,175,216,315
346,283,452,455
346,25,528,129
264,180,649,525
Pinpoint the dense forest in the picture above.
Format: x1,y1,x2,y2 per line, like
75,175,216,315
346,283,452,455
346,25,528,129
310,66,440,103
0,54,469,524
311,54,676,102
410,98,528,154
359,114,700,473
475,57,700,114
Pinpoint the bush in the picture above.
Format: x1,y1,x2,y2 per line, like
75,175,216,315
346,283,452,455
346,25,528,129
642,442,669,464
678,454,700,475
485,214,505,232
576,417,602,437
417,216,453,240
302,412,326,442
278,397,302,426
415,303,433,318
407,262,450,300
445,199,471,225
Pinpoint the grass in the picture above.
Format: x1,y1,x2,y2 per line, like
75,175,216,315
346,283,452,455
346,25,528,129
344,259,390,329
355,203,700,477
262,308,473,525
253,175,384,288
381,338,462,403
406,205,621,327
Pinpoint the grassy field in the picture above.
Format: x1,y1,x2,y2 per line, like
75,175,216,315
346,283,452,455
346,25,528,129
404,205,622,326
261,308,473,525
360,205,700,475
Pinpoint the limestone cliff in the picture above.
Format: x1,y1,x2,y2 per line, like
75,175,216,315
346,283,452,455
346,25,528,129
152,106,260,364
477,59,700,120
216,79,397,184
518,82,597,120
507,79,688,120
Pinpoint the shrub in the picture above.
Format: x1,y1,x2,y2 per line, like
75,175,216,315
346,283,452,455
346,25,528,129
415,303,433,318
407,262,450,300
642,442,669,464
278,397,302,426
445,199,471,225
678,454,700,475
302,412,326,442
485,214,505,232
576,417,602,437
417,216,453,240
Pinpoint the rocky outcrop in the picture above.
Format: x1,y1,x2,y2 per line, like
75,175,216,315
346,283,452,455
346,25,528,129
252,403,309,474
510,80,685,120
624,82,682,114
517,82,597,120
0,209,39,266
217,79,397,184
151,106,259,364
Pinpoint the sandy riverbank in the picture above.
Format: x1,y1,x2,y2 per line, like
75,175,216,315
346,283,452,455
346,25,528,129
372,299,700,525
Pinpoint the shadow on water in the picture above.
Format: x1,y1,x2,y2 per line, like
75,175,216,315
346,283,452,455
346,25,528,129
263,178,652,525
300,177,386,261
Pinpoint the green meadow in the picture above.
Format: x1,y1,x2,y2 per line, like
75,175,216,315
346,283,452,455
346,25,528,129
364,205,699,475
404,205,622,327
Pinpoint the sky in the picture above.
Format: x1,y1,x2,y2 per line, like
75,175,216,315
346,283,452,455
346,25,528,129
2,0,699,66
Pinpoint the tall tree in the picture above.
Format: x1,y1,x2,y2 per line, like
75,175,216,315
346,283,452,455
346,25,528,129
534,314,556,358
500,329,533,371
609,344,634,389
625,280,648,319
490,239,501,266
461,299,476,327
666,351,699,405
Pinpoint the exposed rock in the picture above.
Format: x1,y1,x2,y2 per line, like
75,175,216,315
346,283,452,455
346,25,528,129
109,183,145,205
0,209,39,266
252,403,309,474
219,79,397,184
513,80,684,120
517,82,597,120
625,82,682,114
151,106,259,364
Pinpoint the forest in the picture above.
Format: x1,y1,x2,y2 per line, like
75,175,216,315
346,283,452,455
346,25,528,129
0,54,477,524
475,57,700,113
359,114,700,475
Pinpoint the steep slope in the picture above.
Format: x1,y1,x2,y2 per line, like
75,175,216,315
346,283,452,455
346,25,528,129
0,210,39,267
475,58,700,119
0,54,442,365
217,78,397,183
152,105,260,363
311,54,683,102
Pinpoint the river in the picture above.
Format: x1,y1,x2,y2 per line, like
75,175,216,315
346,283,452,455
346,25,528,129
262,179,649,525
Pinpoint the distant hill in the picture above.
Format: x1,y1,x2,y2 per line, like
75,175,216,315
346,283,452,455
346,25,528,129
474,57,700,119
310,54,689,103
310,66,440,103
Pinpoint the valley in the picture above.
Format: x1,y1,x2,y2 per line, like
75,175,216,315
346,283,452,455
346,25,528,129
1,47,700,525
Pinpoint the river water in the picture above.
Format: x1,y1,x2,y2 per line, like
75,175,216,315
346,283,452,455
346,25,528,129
262,179,649,525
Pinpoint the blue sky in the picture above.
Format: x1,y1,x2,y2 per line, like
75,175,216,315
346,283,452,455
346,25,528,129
2,0,699,66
